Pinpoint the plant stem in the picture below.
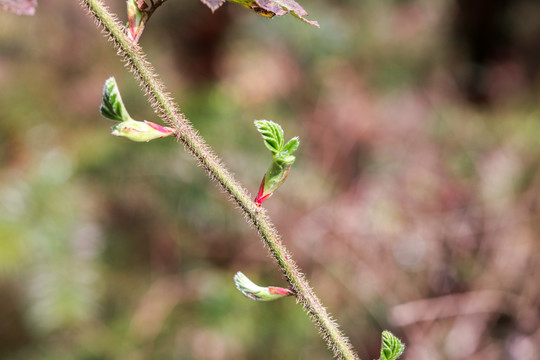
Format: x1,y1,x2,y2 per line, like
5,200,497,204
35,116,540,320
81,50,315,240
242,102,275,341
79,1,360,358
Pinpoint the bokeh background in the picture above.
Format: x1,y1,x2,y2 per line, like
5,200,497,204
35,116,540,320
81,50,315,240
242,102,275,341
1,0,540,359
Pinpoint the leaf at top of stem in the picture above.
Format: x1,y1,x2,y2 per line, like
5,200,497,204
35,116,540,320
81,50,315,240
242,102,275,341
254,120,284,155
379,331,405,360
282,136,299,155
100,77,132,122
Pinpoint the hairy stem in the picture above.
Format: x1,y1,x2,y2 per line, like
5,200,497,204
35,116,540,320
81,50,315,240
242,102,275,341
79,1,359,359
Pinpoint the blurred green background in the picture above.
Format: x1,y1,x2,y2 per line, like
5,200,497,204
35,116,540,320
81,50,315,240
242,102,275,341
1,0,540,359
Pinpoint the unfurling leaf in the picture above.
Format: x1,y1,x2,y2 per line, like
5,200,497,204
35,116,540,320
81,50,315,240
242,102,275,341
378,331,405,360
254,120,284,155
234,272,294,301
100,77,131,122
282,136,299,155
0,0,37,15
253,120,299,206
200,0,226,12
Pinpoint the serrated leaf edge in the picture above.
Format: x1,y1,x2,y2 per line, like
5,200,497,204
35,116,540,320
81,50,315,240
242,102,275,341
282,136,299,155
379,331,405,360
254,120,285,155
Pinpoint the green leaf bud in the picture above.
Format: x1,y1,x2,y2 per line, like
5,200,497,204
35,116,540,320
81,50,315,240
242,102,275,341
111,119,174,142
126,0,149,44
234,271,294,301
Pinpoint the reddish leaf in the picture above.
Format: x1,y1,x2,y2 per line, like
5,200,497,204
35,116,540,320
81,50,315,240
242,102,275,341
0,0,37,15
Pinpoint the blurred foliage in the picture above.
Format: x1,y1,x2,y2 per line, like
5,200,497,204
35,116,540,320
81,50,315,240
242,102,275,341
1,0,540,359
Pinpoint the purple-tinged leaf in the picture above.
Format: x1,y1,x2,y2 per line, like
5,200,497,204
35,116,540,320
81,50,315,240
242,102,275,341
200,0,226,12
0,0,37,15
272,0,319,27
227,0,318,27
272,0,306,15
255,0,286,16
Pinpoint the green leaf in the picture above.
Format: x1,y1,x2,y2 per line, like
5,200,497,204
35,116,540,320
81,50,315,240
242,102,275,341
100,77,132,122
378,331,405,360
254,120,284,155
282,136,299,155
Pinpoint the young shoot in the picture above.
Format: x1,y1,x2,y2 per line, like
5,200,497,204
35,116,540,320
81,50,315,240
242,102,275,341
254,120,299,205
100,77,174,142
